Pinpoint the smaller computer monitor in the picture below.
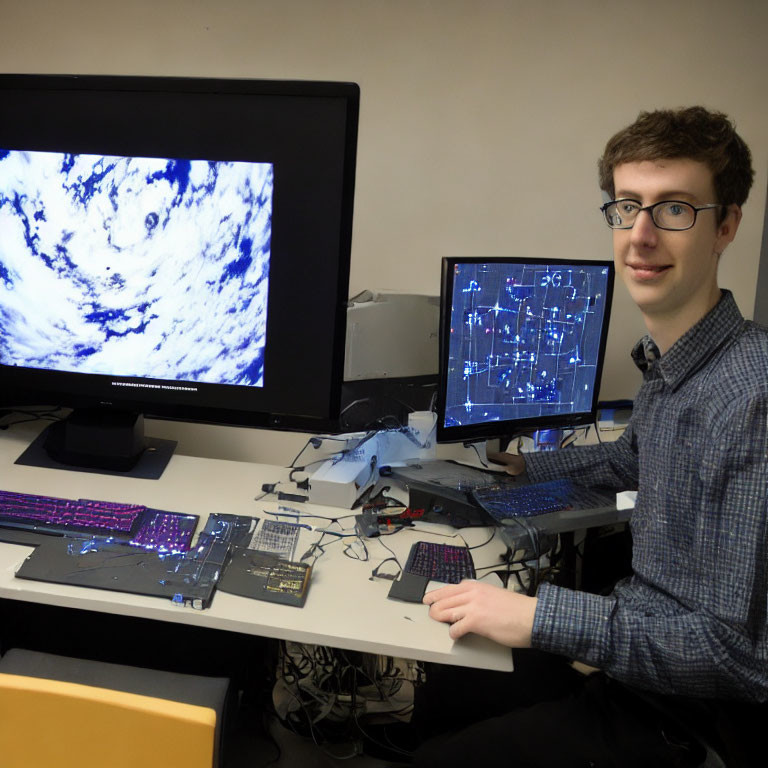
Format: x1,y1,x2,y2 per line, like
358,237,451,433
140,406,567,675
436,257,614,444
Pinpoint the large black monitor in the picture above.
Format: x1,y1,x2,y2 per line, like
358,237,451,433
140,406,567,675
436,257,614,444
0,74,359,473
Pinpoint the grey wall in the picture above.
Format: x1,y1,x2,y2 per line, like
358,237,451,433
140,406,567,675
2,0,766,463
755,179,768,326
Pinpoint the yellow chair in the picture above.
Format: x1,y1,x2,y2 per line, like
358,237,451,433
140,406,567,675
0,648,230,768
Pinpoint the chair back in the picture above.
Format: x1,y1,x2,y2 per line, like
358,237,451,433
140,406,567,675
0,671,217,768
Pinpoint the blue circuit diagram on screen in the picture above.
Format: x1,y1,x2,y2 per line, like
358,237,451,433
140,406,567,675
444,261,610,429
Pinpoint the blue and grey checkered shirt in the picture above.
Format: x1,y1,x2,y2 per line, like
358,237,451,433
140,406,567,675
528,290,768,702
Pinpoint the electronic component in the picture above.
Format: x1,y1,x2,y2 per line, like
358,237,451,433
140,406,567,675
249,519,302,560
217,548,312,607
355,511,381,538
14,535,223,609
0,489,197,552
201,513,259,548
354,509,414,538
404,541,476,584
470,479,616,522
388,460,513,528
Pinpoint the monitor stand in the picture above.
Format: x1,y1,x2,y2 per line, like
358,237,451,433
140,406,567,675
15,409,177,480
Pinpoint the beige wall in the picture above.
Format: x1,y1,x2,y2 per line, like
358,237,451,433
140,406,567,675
3,0,766,464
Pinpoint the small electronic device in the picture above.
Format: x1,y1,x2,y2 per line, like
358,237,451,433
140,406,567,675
404,541,476,584
15,531,226,608
200,513,259,548
354,509,413,538
387,459,514,528
217,548,312,607
436,257,614,445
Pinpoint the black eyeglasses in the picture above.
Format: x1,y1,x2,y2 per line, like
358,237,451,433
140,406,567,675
600,199,721,231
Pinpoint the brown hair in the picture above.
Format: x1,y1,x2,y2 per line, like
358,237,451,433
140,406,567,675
598,107,754,211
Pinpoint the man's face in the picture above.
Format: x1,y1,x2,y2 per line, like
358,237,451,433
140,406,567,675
611,158,739,329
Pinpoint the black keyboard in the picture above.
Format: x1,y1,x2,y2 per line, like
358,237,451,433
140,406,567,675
404,541,475,584
471,478,615,521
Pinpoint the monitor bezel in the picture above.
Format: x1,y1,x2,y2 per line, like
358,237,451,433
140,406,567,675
0,73,360,434
436,256,615,444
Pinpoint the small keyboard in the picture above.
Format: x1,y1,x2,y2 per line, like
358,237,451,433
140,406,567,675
471,478,614,521
0,489,198,552
404,541,475,584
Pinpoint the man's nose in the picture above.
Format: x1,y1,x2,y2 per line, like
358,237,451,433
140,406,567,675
629,208,658,246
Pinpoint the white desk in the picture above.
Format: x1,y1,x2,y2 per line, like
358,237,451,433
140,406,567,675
0,421,514,672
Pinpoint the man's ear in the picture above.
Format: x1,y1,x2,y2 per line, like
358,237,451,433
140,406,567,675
715,204,742,254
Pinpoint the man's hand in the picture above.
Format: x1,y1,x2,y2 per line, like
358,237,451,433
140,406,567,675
486,450,526,476
423,580,537,646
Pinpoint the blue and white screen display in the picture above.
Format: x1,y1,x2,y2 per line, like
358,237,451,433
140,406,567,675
0,149,272,388
443,260,611,429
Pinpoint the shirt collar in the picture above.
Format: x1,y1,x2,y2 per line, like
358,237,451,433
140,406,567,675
631,290,744,389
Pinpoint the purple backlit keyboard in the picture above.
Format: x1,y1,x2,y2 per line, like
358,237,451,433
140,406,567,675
130,509,198,552
0,489,198,552
404,541,476,584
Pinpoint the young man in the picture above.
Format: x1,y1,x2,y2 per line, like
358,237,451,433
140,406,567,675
413,108,767,767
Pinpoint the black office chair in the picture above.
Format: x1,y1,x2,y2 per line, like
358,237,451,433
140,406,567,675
0,648,231,768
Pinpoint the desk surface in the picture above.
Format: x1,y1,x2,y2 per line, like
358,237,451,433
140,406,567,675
0,422,514,672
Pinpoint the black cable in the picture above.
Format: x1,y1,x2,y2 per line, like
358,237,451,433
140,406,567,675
299,529,347,565
275,644,326,746
331,649,417,759
287,463,315,484
286,437,315,469
343,536,369,562
503,515,543,595
275,641,423,761
287,431,377,490
467,528,496,551
512,569,527,591
338,397,416,431
352,708,414,759
370,556,401,581
373,414,409,431
343,429,379,454
0,407,64,429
